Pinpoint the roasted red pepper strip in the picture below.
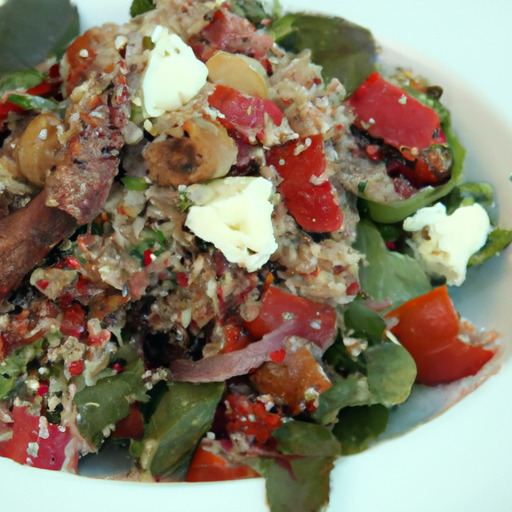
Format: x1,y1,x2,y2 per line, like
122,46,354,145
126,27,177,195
244,285,336,349
0,406,76,471
266,134,343,232
348,71,441,153
208,84,283,143
186,441,260,482
386,285,495,386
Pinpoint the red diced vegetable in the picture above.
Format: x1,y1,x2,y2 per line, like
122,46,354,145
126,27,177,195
208,84,283,142
0,406,76,471
186,441,260,482
221,322,250,354
195,8,273,64
348,71,441,152
386,285,495,385
266,134,343,232
244,285,336,349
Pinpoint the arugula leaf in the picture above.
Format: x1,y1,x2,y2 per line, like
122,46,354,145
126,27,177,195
249,421,341,512
354,219,432,309
130,0,156,17
332,404,389,455
133,381,224,479
267,13,377,95
0,0,79,77
74,359,147,449
0,339,44,399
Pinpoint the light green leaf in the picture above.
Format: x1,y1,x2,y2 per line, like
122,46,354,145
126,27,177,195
0,0,79,77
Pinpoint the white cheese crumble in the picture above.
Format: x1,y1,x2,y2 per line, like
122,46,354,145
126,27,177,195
141,26,208,117
403,202,491,286
185,177,278,272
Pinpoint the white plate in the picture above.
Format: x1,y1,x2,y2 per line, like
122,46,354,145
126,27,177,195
2,1,512,511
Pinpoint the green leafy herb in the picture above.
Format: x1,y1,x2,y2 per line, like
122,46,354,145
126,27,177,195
132,381,224,478
354,219,431,309
267,13,377,95
0,0,79,77
130,0,156,17
333,404,389,455
248,421,341,512
121,176,149,191
74,359,147,449
0,339,44,399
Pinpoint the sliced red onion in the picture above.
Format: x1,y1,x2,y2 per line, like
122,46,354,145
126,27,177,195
169,321,301,383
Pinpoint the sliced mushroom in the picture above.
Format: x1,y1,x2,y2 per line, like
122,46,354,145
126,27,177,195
206,50,270,99
15,112,64,187
144,117,237,188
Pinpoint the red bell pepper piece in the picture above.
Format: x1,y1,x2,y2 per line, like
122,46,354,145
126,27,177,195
386,285,495,386
208,84,283,143
0,406,76,471
186,440,260,482
244,285,336,349
348,71,441,152
266,134,343,232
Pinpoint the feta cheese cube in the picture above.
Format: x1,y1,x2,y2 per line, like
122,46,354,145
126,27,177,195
141,26,208,117
403,202,491,286
185,177,278,272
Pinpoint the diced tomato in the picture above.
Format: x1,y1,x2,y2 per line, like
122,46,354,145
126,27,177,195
386,285,495,386
208,84,283,143
186,441,260,482
59,302,86,339
0,406,76,471
224,393,282,446
111,404,144,440
265,135,343,232
348,71,442,152
194,8,273,65
221,321,250,354
244,285,336,349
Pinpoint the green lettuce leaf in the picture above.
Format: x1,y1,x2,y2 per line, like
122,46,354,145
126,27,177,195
0,0,78,77
74,359,147,449
469,228,512,267
354,219,432,309
132,381,224,479
332,404,389,454
130,0,156,17
248,421,341,512
0,68,44,96
267,13,377,95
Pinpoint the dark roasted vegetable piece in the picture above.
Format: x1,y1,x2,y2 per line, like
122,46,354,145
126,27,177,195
0,191,76,303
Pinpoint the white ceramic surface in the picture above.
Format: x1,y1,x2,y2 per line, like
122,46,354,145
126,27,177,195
2,1,511,511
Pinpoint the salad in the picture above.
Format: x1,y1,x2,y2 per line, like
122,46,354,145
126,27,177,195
0,1,511,511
